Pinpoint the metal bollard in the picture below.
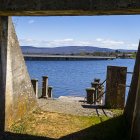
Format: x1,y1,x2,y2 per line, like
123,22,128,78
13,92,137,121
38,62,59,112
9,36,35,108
42,76,48,98
91,82,100,104
91,78,100,87
91,79,104,104
31,79,38,98
94,78,100,83
97,85,104,104
48,86,53,98
86,88,95,104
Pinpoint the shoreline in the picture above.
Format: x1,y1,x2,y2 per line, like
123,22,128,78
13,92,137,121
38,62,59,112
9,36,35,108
24,54,116,61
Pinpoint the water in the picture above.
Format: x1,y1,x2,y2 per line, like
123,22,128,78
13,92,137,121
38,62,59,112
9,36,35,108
26,59,135,99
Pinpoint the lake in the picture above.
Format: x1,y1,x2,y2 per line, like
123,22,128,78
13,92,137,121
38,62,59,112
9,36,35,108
26,59,135,99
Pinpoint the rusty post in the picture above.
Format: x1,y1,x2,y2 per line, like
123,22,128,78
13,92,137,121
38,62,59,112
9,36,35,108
42,76,48,98
48,86,53,98
91,79,105,104
97,85,104,104
86,88,94,104
94,78,100,83
31,79,38,98
86,88,95,104
91,82,100,104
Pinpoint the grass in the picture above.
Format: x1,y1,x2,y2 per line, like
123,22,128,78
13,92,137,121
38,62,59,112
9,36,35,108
9,109,128,140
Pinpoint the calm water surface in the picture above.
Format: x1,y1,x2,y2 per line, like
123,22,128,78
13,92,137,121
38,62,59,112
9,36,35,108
26,59,135,98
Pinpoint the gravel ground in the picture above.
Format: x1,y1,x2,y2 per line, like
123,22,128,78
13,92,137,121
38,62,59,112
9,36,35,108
37,96,114,117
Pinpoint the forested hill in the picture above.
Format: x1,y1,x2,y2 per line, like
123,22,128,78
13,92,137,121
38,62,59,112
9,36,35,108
21,46,136,55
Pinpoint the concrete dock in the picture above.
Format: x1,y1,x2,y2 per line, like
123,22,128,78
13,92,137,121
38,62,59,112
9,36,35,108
38,96,113,117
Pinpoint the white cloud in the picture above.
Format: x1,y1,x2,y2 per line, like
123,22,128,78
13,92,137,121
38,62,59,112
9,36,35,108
129,43,137,48
95,38,125,48
28,20,35,24
19,38,138,50
96,38,103,42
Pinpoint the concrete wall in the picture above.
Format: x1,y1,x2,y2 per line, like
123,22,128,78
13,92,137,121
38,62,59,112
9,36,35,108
131,71,140,140
0,0,140,16
105,66,127,109
0,0,140,138
124,42,140,140
0,17,8,132
124,43,140,128
0,17,37,130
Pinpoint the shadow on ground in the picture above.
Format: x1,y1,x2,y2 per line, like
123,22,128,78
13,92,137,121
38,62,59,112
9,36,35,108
1,115,129,140
60,115,129,140
81,104,105,109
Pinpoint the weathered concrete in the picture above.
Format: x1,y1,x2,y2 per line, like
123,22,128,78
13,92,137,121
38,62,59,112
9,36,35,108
0,17,37,130
124,42,140,127
0,17,7,132
31,79,39,98
131,70,140,140
105,66,127,109
38,97,114,117
124,42,140,139
0,0,140,16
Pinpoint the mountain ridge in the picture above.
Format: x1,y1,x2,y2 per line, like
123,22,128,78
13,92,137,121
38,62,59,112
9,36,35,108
21,46,136,55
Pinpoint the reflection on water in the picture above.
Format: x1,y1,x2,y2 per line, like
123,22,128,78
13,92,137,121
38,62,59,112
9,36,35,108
26,59,135,98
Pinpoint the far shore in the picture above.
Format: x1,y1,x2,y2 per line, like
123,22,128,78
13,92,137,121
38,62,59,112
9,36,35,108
24,54,116,61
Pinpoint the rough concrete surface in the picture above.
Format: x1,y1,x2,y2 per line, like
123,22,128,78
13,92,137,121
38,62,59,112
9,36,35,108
124,42,140,124
38,96,113,117
0,16,8,132
124,42,140,140
105,66,127,109
131,71,140,140
0,17,37,130
0,0,140,15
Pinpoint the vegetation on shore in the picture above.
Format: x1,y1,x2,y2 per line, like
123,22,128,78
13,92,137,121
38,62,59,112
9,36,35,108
70,51,136,59
130,52,136,59
9,109,128,140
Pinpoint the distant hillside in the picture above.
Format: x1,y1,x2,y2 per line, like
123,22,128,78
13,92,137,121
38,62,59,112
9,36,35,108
21,46,136,55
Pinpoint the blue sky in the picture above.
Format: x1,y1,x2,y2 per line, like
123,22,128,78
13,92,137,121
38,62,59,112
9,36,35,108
12,15,140,50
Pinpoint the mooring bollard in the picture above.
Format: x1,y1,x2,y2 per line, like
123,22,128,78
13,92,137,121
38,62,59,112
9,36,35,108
91,82,100,104
97,85,104,104
48,86,53,98
86,88,95,104
91,79,99,87
94,78,100,83
91,79,100,87
91,79,104,104
42,76,48,98
31,79,38,98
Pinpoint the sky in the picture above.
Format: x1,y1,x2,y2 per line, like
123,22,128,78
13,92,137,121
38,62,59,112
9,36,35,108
12,15,140,50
